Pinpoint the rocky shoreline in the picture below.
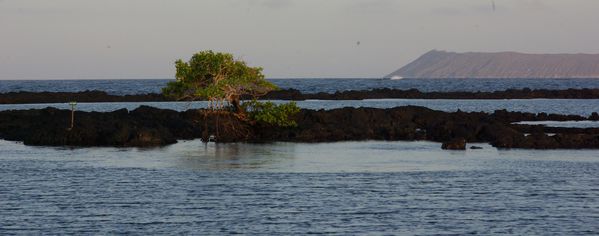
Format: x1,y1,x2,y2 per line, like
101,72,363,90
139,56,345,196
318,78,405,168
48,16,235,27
261,88,599,100
2,88,599,104
1,106,598,149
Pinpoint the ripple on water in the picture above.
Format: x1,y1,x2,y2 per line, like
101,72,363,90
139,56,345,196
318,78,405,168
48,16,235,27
0,140,598,234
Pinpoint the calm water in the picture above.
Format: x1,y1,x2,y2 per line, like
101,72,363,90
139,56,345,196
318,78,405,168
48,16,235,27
2,79,599,234
515,120,599,128
2,99,599,116
1,140,598,234
3,78,599,95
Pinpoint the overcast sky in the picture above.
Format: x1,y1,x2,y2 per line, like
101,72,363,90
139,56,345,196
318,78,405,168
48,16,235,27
1,0,599,79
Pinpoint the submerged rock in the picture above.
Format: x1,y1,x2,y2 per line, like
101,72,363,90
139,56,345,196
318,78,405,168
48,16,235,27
442,138,466,150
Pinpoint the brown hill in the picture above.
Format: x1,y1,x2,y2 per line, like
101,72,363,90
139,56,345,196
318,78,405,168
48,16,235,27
387,50,599,79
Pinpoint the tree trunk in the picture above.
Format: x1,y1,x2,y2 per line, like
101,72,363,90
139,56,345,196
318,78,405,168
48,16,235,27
231,98,242,113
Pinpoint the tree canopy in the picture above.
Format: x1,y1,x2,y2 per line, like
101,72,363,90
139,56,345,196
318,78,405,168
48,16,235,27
162,51,278,111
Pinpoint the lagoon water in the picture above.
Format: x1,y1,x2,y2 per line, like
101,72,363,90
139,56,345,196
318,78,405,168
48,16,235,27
515,120,599,128
3,78,599,116
1,140,598,234
1,79,599,234
2,98,599,117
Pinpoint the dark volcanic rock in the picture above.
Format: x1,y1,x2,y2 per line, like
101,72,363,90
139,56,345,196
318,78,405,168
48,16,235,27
0,107,178,147
442,138,467,150
1,106,598,149
261,88,599,100
3,88,599,104
0,90,168,104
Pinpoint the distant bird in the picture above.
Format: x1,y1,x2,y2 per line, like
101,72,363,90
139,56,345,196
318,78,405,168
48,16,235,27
356,41,361,46
107,45,111,49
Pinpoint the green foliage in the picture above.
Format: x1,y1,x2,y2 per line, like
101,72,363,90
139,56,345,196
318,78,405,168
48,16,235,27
162,51,278,105
242,100,300,127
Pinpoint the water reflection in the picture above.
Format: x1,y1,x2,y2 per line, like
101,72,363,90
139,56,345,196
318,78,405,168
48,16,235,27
82,141,542,172
514,120,599,128
172,142,296,171
2,138,598,235
1,139,598,173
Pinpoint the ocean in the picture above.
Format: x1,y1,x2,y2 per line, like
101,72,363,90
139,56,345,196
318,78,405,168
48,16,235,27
2,78,599,95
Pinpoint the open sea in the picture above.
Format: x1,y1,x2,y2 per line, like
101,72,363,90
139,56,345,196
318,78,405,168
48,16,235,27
1,78,599,234
2,78,599,95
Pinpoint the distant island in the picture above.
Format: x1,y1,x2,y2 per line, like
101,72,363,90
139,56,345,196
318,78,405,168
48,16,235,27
387,50,599,79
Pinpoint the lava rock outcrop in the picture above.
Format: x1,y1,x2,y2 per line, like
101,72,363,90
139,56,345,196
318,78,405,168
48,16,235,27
1,106,598,149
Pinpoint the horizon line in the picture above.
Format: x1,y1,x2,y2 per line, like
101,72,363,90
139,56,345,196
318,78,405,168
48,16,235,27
0,77,386,81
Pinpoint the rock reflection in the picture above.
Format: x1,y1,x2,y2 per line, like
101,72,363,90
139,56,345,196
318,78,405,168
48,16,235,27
173,141,296,171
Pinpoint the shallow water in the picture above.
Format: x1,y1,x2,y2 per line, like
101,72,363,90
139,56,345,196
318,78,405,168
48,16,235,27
1,140,598,234
515,120,599,128
2,99,599,116
2,78,599,234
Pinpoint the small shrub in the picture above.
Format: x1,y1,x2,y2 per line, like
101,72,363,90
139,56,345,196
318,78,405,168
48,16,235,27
242,100,300,127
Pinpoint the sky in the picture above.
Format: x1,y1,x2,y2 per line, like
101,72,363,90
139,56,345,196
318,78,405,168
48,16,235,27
1,0,599,79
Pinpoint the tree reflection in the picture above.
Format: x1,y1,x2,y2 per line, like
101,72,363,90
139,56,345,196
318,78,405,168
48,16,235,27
174,140,296,171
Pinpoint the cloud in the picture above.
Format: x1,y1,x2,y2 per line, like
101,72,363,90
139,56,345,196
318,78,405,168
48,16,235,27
430,1,509,16
518,0,551,10
350,0,397,9
430,6,464,16
248,0,294,9
342,0,402,15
